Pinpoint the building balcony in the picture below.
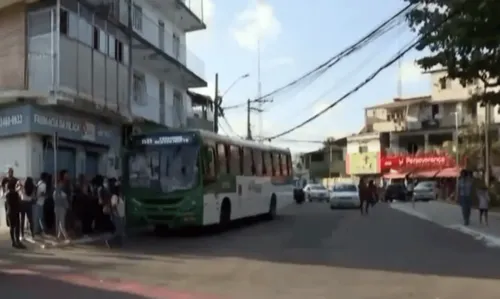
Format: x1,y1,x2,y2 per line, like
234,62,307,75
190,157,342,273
27,8,130,120
146,0,206,32
372,121,407,133
84,0,206,88
187,115,213,131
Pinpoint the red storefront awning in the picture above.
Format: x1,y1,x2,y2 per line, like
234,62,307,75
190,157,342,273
411,169,439,178
435,167,461,178
383,170,410,179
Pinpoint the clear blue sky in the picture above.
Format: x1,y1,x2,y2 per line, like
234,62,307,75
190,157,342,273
188,0,430,152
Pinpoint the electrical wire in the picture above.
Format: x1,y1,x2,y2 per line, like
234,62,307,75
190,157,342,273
252,4,414,103
261,2,466,141
285,21,409,119
222,4,414,113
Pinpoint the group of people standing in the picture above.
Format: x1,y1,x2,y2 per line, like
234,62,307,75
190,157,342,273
2,167,125,249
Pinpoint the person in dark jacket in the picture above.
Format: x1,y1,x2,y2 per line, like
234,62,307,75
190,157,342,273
358,177,370,215
6,179,25,248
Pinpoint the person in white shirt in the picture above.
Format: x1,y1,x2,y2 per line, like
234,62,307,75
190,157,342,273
478,185,490,225
33,173,49,236
109,182,125,247
19,177,36,241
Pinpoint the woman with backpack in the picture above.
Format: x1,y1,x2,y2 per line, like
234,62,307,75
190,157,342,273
19,177,35,241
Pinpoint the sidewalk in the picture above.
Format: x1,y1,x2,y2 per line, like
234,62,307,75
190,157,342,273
390,201,500,248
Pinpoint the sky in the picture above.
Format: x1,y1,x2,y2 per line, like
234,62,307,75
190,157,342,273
187,0,432,153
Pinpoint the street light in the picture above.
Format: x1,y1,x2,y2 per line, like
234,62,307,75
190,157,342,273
221,73,250,98
213,72,250,133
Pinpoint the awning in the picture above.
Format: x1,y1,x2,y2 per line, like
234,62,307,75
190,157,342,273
435,167,461,178
411,170,439,178
383,170,409,179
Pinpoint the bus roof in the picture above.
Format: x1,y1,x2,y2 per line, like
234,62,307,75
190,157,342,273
135,129,290,153
197,130,290,153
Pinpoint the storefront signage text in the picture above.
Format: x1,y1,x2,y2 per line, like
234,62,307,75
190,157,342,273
0,115,23,128
33,114,80,132
382,154,454,170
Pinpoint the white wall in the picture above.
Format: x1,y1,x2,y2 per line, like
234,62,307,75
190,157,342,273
346,138,381,154
125,0,191,128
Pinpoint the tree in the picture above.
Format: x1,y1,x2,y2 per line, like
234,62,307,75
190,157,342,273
405,0,500,104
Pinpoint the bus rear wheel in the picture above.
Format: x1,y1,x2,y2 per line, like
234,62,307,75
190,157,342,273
266,194,277,220
219,198,231,230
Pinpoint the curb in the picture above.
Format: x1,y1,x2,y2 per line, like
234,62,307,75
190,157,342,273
446,224,500,248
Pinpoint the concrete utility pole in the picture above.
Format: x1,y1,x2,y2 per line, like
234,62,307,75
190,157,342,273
213,73,219,133
485,102,491,186
246,98,272,140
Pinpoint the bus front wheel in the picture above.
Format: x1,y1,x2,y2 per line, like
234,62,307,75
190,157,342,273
219,198,231,229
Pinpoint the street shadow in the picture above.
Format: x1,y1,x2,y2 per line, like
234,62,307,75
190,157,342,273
58,204,500,280
0,272,149,299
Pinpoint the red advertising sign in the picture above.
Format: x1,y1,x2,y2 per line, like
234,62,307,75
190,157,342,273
381,154,456,172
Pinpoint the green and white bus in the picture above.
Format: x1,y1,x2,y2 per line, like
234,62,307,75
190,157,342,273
123,129,294,230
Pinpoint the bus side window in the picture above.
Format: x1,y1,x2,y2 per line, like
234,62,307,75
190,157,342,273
229,145,241,175
263,151,272,176
272,152,280,176
217,143,229,174
253,149,262,176
243,147,253,176
287,154,293,175
203,145,216,178
280,153,288,176
261,151,267,175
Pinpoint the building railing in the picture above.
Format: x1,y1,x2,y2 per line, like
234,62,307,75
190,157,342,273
27,35,129,115
124,3,205,80
181,0,205,23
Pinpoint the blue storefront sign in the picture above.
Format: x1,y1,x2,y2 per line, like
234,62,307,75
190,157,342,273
0,105,119,146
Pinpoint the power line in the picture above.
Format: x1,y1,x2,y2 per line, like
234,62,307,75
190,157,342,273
287,21,409,119
222,4,413,113
261,2,465,141
252,4,414,103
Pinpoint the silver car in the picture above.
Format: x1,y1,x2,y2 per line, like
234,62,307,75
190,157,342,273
303,184,329,202
329,183,360,209
412,181,438,201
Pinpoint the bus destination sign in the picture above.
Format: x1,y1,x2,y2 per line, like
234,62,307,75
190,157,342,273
138,135,193,145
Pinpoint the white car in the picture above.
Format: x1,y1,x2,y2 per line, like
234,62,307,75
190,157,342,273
412,181,439,201
329,183,360,209
303,184,329,202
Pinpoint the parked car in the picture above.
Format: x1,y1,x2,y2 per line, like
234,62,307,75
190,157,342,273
412,181,439,201
303,184,329,202
329,183,360,209
384,183,407,202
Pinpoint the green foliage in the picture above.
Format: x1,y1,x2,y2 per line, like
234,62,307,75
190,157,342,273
405,0,500,104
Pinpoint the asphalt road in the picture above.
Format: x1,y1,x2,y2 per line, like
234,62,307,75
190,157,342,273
2,202,500,298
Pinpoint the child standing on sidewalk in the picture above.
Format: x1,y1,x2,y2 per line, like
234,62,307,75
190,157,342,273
478,186,490,225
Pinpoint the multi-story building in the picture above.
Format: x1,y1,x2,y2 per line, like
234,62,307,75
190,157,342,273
0,0,207,179
345,68,497,177
299,137,347,179
365,69,500,154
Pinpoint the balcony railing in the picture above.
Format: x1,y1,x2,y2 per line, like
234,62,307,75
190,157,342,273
123,3,205,81
180,0,205,23
27,33,129,116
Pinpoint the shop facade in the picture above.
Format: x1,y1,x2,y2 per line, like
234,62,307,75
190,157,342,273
0,104,121,179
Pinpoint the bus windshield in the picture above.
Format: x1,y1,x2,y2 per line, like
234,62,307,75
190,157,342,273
128,144,200,192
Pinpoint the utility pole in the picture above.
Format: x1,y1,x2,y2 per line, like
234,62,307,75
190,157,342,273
485,102,491,186
247,98,272,140
246,99,252,139
213,73,219,133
